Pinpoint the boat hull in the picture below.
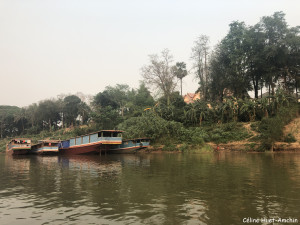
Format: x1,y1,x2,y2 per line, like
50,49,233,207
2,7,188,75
109,146,144,154
33,149,59,155
59,143,101,155
6,147,30,155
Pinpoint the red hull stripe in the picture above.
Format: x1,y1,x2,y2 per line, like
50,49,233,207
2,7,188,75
12,147,31,150
68,141,121,148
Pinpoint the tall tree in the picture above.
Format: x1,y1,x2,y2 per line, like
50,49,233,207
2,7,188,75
209,22,251,99
25,103,39,129
105,84,130,117
172,62,188,96
244,23,266,98
209,45,230,102
141,49,177,105
134,83,155,107
260,11,289,94
63,95,82,127
191,35,210,100
37,100,60,132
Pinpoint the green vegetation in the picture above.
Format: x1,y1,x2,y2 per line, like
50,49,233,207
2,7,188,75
1,12,299,152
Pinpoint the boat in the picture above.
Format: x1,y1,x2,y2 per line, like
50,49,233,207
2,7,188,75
108,138,151,154
6,138,31,155
30,140,60,154
59,130,123,155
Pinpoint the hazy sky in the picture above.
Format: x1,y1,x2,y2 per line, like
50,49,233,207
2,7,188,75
0,0,299,107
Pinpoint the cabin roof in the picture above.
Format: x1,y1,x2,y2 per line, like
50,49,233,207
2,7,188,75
63,130,124,141
10,138,31,140
38,140,61,143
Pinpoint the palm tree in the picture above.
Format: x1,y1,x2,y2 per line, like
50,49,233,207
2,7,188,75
173,62,188,96
221,98,238,122
184,104,197,125
240,99,257,122
257,98,269,118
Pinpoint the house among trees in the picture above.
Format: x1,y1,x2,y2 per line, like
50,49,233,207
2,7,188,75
183,93,201,104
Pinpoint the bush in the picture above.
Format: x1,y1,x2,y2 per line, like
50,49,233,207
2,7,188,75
284,133,296,143
205,122,250,143
162,142,177,151
257,103,299,150
118,111,184,142
179,143,189,152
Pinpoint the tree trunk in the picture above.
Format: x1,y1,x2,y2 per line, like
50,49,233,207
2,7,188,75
22,119,24,133
296,81,298,99
180,79,183,96
204,50,207,100
49,118,52,132
270,142,274,152
0,122,2,139
268,84,271,103
61,113,64,129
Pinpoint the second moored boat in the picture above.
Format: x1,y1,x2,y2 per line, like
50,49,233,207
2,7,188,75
30,140,60,155
108,138,151,154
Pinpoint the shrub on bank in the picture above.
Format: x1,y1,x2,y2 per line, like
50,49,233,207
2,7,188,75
205,122,251,143
284,133,296,143
258,103,299,150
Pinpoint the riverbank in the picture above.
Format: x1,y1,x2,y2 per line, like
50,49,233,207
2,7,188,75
1,115,300,153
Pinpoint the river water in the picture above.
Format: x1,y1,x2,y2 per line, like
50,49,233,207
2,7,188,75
0,152,300,225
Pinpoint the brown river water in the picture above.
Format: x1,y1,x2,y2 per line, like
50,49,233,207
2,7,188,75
0,152,300,225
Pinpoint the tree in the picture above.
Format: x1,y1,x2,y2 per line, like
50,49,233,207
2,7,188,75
93,90,119,109
14,108,26,133
134,83,155,107
172,62,188,96
243,24,266,99
191,35,210,100
78,102,91,125
105,84,130,117
37,99,61,132
141,49,177,105
209,45,230,102
259,12,289,95
91,106,121,130
0,106,21,138
63,95,82,127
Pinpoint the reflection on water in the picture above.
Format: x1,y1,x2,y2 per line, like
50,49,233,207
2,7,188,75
0,152,300,225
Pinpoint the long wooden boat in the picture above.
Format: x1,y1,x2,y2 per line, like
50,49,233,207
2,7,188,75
108,138,151,154
30,140,60,155
6,138,31,155
59,130,123,155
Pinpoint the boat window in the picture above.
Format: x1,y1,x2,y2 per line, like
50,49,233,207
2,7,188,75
98,131,122,137
102,132,112,137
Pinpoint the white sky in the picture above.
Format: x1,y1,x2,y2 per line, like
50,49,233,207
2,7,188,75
0,0,299,107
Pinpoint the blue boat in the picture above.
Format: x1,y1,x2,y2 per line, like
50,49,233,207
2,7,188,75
59,130,123,155
108,138,151,154
31,140,60,154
